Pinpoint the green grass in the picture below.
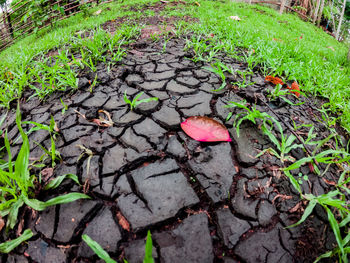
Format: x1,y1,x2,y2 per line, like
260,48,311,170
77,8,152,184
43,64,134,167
0,0,158,70
3,0,348,129
186,1,350,130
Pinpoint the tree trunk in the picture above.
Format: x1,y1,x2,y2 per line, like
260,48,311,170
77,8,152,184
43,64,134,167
335,0,346,40
312,0,321,24
280,0,286,14
316,0,325,27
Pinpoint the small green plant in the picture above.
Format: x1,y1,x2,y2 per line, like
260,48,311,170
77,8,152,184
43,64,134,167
203,60,235,91
225,100,272,137
60,98,68,115
0,104,90,231
83,230,154,263
123,91,158,111
257,117,303,163
22,116,59,168
297,172,308,184
281,146,350,262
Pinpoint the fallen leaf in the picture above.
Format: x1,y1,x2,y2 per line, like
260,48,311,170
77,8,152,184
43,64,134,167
181,116,232,142
195,1,200,6
287,81,300,97
229,16,241,21
265,75,284,85
116,211,130,231
326,46,335,51
94,9,102,15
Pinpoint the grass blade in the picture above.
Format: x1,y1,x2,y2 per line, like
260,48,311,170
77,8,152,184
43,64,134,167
7,198,24,230
82,234,117,263
287,199,317,228
144,230,154,263
23,193,90,211
0,229,33,253
284,170,302,195
324,206,344,256
44,174,81,190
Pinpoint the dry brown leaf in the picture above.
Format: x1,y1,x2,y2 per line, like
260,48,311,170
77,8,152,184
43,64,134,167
94,9,102,15
229,16,241,21
116,211,130,231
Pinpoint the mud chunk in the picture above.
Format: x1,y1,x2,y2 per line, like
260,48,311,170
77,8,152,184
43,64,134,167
79,208,121,257
189,143,236,203
26,239,66,263
120,127,152,153
234,226,292,263
102,144,147,174
82,91,109,107
154,214,214,263
177,92,212,116
124,238,158,263
125,74,144,86
216,208,250,248
54,200,98,242
117,159,199,229
166,80,195,94
153,104,181,129
144,70,176,81
176,76,200,87
166,135,186,158
138,80,168,90
231,123,266,166
133,118,166,145
82,156,100,187
117,111,142,125
257,200,277,226
231,178,259,219
35,206,56,238
62,125,94,142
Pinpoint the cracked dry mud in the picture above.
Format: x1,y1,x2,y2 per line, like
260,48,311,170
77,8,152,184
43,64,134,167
0,21,345,263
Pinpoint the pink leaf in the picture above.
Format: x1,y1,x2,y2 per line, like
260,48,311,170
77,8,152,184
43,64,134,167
181,116,232,142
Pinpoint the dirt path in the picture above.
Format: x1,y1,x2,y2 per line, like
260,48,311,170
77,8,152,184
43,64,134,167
1,6,342,263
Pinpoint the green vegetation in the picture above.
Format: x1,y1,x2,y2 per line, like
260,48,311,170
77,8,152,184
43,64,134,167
123,91,159,111
227,100,350,262
0,229,33,253
0,0,349,260
0,105,89,250
82,230,154,263
1,0,349,130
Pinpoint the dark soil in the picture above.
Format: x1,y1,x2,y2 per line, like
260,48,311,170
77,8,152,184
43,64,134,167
0,2,348,263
